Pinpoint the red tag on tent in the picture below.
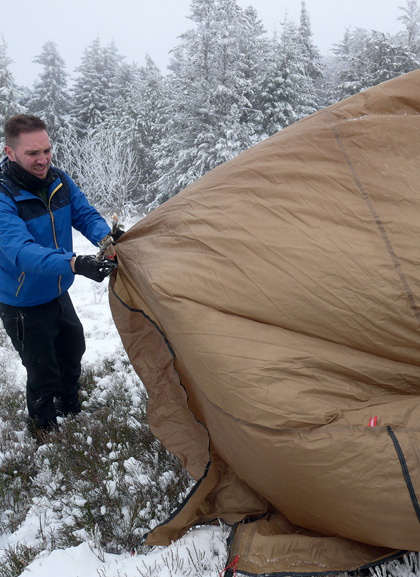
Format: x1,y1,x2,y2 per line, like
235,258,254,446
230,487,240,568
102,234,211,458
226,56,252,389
368,416,378,427
221,555,239,576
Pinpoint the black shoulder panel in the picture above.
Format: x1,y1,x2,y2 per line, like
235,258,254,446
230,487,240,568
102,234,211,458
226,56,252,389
0,168,71,221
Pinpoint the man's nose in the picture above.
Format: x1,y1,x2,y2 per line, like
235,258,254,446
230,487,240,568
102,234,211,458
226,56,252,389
37,153,49,164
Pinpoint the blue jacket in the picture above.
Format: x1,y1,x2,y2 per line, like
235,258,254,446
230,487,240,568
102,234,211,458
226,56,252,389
0,163,111,306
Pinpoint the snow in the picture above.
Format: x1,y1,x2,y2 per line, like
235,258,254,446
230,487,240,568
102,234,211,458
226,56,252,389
20,526,227,577
0,221,228,577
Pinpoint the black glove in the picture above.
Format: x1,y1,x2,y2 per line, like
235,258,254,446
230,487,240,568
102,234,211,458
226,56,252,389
74,255,117,282
111,228,125,242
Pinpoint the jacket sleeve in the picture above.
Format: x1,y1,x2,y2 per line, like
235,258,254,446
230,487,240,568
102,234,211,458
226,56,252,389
65,174,111,246
0,192,74,275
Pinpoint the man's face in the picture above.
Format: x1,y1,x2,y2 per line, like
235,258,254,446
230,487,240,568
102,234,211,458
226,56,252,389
5,130,52,180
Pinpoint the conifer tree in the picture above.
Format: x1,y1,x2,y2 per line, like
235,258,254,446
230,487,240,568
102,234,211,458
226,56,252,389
334,28,419,98
298,1,323,81
29,41,71,163
237,6,270,133
257,17,319,137
106,56,166,207
71,38,124,136
398,0,420,56
151,0,266,208
101,40,125,112
0,38,25,142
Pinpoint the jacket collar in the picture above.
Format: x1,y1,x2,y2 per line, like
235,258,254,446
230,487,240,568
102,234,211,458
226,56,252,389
1,157,56,192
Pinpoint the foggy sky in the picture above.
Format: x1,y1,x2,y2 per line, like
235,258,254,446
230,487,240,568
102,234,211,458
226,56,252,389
3,0,405,87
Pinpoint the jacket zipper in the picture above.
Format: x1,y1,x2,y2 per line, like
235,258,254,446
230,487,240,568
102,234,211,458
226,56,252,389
13,181,65,299
48,183,63,295
15,271,25,297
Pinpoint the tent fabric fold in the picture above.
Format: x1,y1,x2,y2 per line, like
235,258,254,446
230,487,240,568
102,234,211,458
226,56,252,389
109,70,420,574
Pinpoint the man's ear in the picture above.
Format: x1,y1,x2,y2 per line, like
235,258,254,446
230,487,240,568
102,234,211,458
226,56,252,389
4,145,15,162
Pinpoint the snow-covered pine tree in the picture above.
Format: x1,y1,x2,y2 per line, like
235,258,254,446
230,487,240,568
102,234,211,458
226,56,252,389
71,38,124,137
101,40,125,111
190,0,260,165
298,1,323,82
153,0,223,206
71,37,104,136
298,1,328,108
333,28,419,98
398,0,420,57
0,37,26,143
237,6,270,137
29,41,72,164
105,56,166,209
257,15,320,137
150,0,266,209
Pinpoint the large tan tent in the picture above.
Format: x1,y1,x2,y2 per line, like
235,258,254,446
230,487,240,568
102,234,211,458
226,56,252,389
109,70,420,575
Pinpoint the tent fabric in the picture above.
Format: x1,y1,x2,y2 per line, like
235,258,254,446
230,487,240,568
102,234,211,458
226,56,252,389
109,69,420,575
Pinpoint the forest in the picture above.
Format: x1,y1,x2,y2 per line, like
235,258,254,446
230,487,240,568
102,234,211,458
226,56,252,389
1,0,420,213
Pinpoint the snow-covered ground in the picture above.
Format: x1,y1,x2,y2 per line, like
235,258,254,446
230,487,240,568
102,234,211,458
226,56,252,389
0,220,229,577
18,525,227,577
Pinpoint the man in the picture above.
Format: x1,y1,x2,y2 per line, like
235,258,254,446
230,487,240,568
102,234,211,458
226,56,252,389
0,114,119,436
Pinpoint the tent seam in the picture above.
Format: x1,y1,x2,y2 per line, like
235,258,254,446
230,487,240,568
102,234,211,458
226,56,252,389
324,109,420,328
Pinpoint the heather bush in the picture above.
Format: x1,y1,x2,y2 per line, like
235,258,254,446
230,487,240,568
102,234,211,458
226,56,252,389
0,347,194,575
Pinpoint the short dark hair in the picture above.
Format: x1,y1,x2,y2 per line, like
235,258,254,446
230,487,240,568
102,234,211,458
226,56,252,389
4,114,48,148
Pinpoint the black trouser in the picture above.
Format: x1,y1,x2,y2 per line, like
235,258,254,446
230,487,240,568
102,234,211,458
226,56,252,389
0,292,85,427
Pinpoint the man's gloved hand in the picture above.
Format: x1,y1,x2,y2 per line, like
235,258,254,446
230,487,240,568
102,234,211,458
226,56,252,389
74,255,117,282
111,228,125,243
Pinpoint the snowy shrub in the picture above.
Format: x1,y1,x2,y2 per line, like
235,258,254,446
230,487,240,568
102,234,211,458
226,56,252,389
0,341,36,536
0,542,43,577
0,350,193,570
60,126,140,214
0,423,38,533
370,553,420,577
